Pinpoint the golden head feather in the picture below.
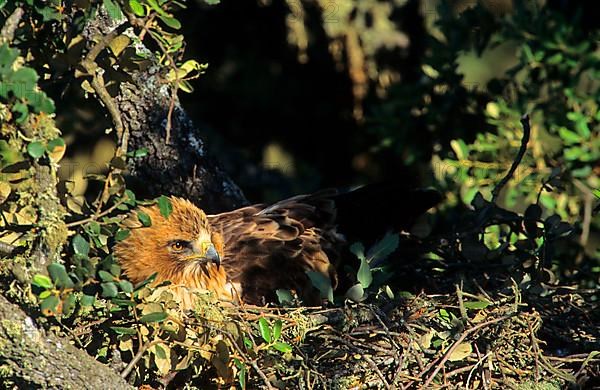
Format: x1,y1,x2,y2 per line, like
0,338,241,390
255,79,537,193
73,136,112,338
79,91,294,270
114,197,234,306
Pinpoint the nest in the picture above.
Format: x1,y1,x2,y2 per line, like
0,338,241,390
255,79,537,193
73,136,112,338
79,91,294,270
122,279,598,389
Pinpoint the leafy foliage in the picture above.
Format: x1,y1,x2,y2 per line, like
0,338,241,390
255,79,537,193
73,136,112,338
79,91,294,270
1,0,599,388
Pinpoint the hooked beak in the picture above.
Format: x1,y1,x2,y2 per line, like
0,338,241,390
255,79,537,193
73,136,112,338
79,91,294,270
204,244,221,268
186,242,221,268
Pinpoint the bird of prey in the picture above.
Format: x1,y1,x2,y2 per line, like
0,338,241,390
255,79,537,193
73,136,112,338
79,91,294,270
114,184,441,307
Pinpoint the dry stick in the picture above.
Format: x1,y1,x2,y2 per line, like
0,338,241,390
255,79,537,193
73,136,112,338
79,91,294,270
421,314,515,388
120,339,159,379
0,7,24,41
363,355,391,390
80,29,126,148
491,114,531,203
65,197,128,228
527,318,541,383
79,27,129,218
573,179,593,248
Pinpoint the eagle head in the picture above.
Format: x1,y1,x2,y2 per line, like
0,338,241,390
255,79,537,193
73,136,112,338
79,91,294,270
114,197,229,298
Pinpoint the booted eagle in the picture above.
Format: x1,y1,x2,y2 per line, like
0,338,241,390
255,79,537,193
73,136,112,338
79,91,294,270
114,184,441,307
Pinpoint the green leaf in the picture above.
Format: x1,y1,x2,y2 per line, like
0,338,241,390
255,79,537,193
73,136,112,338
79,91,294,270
99,270,115,282
119,280,134,293
272,342,293,353
62,293,77,315
275,289,293,305
40,294,59,313
129,0,145,16
132,147,148,158
32,274,53,289
558,127,582,144
157,195,172,218
140,312,168,323
366,232,399,264
137,211,152,227
349,242,365,261
27,142,45,158
158,15,181,29
115,228,130,241
463,301,491,310
357,257,372,289
13,102,29,123
110,326,137,335
81,294,95,307
233,358,246,389
258,317,272,343
87,221,101,236
103,0,124,20
39,290,51,299
48,263,74,289
112,298,136,307
345,283,365,302
101,282,118,298
306,271,334,303
273,320,282,341
72,234,90,256
46,137,65,152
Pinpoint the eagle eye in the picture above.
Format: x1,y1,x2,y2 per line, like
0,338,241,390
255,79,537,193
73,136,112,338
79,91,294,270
170,240,187,252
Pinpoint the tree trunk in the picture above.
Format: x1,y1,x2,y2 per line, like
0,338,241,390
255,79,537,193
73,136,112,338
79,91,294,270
0,294,132,389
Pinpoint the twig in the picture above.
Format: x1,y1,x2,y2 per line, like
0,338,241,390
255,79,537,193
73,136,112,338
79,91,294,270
527,318,540,382
422,314,515,387
363,354,391,389
491,114,531,203
65,197,128,228
573,179,593,248
120,339,158,379
1,7,24,42
80,29,126,152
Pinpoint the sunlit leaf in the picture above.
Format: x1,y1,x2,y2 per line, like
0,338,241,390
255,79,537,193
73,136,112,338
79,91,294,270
272,341,292,353
157,195,172,218
258,317,272,343
27,142,45,158
32,274,53,289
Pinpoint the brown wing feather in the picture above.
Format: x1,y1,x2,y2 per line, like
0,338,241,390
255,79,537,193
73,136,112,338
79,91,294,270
209,192,343,305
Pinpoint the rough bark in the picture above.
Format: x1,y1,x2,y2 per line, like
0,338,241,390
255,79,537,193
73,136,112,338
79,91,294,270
82,9,248,214
119,74,248,213
0,294,132,389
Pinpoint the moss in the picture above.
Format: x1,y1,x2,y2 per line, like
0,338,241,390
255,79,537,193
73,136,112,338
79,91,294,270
0,364,13,378
516,380,561,390
1,319,23,340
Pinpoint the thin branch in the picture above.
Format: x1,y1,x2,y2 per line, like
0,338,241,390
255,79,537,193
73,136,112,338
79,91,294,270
422,314,516,388
492,114,531,203
80,27,128,155
65,197,127,228
120,339,158,379
1,7,24,42
573,179,593,247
